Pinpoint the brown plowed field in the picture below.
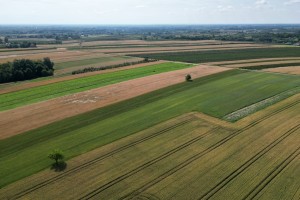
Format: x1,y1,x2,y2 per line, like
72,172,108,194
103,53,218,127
0,61,166,95
224,60,300,68
263,66,300,75
203,57,300,65
0,65,230,140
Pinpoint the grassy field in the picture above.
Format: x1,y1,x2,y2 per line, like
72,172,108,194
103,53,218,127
1,70,300,188
1,93,299,199
0,62,195,111
131,47,300,63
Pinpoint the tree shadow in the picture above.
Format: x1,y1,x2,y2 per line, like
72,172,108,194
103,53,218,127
50,161,67,172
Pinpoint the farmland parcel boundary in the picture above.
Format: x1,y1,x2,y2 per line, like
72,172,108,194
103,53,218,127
0,62,195,111
3,94,300,200
1,69,300,187
130,48,300,63
0,61,167,95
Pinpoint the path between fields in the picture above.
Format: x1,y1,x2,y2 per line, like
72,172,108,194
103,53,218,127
0,61,166,95
0,65,230,140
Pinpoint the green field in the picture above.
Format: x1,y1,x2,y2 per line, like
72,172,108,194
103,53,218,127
241,62,300,70
0,62,195,111
131,47,300,63
1,69,300,188
55,56,134,70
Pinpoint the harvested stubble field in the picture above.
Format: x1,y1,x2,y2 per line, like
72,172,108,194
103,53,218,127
1,93,299,200
1,70,300,189
132,47,300,63
263,66,300,75
0,64,227,139
0,62,195,111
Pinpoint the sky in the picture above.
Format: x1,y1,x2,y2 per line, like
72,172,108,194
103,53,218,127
0,0,300,24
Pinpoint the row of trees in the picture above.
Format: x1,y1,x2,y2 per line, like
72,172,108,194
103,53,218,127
0,57,54,83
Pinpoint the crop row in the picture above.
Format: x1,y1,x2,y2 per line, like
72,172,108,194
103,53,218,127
131,48,300,63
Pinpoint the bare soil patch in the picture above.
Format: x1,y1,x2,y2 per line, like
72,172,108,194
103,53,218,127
262,66,300,75
0,61,166,95
0,65,229,140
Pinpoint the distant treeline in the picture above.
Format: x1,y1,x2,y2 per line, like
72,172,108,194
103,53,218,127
0,57,54,83
71,58,156,75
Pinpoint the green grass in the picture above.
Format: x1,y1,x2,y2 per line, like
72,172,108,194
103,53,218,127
1,69,300,188
0,62,195,111
55,56,133,70
130,48,300,63
241,62,300,70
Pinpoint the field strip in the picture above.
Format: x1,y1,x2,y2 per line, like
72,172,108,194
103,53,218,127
0,51,87,63
0,65,229,139
262,66,300,75
224,60,300,68
90,44,266,53
0,61,166,95
198,123,300,199
116,99,300,200
223,87,300,122
8,115,198,200
120,46,269,55
242,146,300,200
202,57,300,66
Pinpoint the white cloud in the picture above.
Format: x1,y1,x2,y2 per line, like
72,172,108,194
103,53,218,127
284,0,300,5
217,5,233,12
255,0,268,6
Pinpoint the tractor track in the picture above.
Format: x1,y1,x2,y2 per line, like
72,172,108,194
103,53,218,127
9,116,197,200
198,123,300,199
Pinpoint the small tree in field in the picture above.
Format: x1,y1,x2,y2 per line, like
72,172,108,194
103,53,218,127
185,74,192,81
48,149,64,165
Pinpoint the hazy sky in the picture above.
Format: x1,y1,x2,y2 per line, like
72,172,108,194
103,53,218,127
0,0,300,24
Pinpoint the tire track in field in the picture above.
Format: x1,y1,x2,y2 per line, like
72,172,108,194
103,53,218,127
117,100,300,200
242,146,300,200
10,116,197,200
198,123,300,200
77,127,221,200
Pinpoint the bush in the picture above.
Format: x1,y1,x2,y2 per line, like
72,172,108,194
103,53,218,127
186,74,192,81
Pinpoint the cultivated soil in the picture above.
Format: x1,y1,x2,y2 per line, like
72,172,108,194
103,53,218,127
262,66,300,75
0,65,230,139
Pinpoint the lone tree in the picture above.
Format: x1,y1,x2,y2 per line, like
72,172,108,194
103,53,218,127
48,149,64,165
185,74,192,81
